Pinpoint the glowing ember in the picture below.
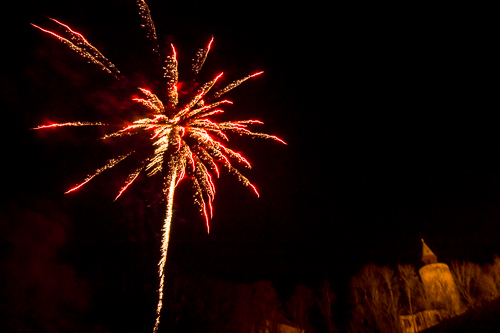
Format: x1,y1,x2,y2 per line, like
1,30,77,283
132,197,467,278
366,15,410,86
32,1,285,332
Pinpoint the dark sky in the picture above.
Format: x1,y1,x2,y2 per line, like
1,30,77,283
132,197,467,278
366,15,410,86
1,0,499,331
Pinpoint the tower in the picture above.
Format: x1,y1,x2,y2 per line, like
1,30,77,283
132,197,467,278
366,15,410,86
418,239,463,315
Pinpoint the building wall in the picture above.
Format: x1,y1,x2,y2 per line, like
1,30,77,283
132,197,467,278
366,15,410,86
399,262,464,332
400,309,443,333
419,263,463,315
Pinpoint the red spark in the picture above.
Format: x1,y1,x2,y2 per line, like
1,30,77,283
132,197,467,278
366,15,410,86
249,183,260,197
207,36,214,52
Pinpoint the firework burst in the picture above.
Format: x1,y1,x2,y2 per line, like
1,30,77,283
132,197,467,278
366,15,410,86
32,1,285,332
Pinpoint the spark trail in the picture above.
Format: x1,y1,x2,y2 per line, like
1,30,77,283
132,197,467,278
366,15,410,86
33,1,285,332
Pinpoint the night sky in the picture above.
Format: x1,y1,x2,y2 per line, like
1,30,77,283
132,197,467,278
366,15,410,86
1,0,498,331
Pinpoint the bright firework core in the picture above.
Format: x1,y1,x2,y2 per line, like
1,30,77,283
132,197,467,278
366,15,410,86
32,1,284,332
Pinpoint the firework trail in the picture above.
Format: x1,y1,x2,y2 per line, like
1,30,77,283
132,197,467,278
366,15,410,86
33,1,285,331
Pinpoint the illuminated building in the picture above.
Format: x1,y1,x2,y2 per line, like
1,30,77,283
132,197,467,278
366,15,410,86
399,240,464,333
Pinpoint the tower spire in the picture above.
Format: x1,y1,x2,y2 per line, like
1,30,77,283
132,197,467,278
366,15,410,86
421,238,438,265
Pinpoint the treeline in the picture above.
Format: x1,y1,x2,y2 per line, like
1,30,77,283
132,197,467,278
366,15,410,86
159,266,338,333
145,257,500,332
348,256,500,333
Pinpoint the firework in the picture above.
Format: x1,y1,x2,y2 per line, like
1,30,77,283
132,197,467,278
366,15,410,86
33,1,285,332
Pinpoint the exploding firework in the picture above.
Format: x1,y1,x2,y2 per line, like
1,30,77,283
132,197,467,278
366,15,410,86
32,1,284,332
